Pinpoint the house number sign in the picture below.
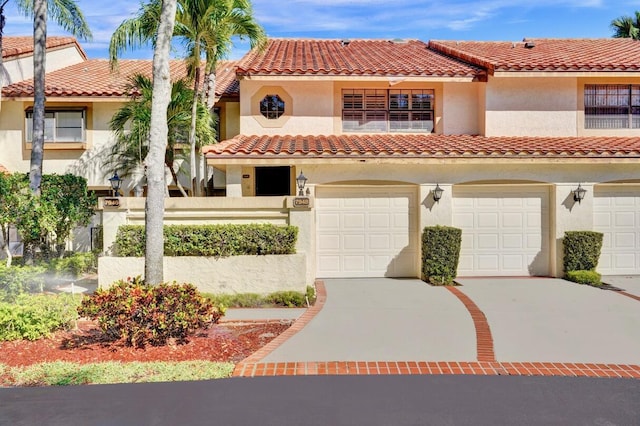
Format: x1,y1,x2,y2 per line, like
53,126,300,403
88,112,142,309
293,197,310,207
104,198,121,208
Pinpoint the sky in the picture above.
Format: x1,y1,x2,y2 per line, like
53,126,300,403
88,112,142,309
3,0,640,60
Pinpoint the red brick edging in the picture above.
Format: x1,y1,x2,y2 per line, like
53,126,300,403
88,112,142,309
233,360,640,378
446,286,496,362
232,280,327,375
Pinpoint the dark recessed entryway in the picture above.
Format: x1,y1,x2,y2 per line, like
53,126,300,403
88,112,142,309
255,166,291,196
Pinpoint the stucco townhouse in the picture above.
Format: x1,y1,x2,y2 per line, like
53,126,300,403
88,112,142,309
1,36,639,280
202,38,640,279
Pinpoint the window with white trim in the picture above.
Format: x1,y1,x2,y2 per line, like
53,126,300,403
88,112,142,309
26,109,86,142
342,89,434,133
584,84,640,129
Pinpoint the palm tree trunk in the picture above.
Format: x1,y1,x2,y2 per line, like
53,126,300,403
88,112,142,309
145,0,177,285
0,0,9,111
189,67,200,196
30,0,47,196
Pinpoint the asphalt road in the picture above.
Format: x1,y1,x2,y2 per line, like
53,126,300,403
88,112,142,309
1,375,638,425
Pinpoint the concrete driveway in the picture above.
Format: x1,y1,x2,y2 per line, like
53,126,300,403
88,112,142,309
261,278,477,363
456,278,640,364
602,275,640,298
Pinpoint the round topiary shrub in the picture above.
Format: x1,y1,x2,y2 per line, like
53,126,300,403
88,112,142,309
78,277,223,347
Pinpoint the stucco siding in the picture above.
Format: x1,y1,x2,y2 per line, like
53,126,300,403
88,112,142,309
442,83,480,134
484,77,578,136
1,45,85,86
240,80,334,135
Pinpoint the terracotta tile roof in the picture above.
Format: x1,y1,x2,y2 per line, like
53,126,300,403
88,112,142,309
429,38,640,73
2,59,237,98
203,134,640,159
2,36,86,60
237,39,483,78
215,60,239,98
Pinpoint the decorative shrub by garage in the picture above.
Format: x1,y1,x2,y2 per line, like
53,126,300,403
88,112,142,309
114,224,298,257
422,226,462,285
563,231,603,285
78,277,222,347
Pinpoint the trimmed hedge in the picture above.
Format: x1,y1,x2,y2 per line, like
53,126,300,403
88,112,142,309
566,270,602,286
422,226,462,285
114,224,298,257
563,231,603,272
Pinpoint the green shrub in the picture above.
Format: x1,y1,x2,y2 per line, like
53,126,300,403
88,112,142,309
0,265,47,302
78,277,222,347
114,224,298,257
566,270,602,286
563,231,603,272
47,252,97,278
202,286,315,308
422,226,462,285
0,294,80,341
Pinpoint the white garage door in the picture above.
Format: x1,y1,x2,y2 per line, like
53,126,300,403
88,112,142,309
594,186,640,275
453,186,550,276
316,186,418,278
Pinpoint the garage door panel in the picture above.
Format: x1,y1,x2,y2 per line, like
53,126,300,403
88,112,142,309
318,234,340,250
316,186,417,278
594,187,640,275
369,213,390,228
453,187,549,276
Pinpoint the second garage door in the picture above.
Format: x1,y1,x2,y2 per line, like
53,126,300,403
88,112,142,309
594,186,640,275
453,186,550,276
316,186,418,278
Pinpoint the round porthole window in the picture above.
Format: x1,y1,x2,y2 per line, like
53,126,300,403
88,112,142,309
260,94,285,119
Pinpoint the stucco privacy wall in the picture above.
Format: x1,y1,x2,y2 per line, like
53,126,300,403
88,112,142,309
484,76,578,137
99,196,315,287
98,254,307,294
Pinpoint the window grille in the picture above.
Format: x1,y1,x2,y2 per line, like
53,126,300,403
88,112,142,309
584,84,640,129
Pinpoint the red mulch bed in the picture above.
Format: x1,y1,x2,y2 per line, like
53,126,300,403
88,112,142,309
0,320,291,367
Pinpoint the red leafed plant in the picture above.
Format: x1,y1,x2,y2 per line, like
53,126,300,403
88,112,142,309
78,276,223,347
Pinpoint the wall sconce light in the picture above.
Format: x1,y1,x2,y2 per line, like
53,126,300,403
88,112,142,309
433,184,444,203
573,184,586,204
108,172,122,197
296,171,308,196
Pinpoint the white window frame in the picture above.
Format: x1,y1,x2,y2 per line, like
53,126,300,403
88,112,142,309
25,109,86,142
584,84,640,129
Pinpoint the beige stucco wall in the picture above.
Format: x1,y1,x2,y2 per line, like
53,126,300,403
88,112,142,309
240,80,334,135
484,76,578,137
0,99,126,189
442,83,480,134
1,45,85,86
98,254,308,293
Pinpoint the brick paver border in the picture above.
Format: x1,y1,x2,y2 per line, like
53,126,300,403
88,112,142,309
233,361,640,378
232,279,640,379
445,286,496,362
232,280,327,374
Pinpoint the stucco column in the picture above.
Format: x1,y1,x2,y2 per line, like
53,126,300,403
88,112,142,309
551,183,594,277
419,183,453,232
100,200,128,255
288,197,315,286
226,165,243,197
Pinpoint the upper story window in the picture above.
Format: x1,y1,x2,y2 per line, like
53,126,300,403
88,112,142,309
26,109,86,142
584,84,640,129
260,94,285,120
342,89,434,133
